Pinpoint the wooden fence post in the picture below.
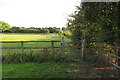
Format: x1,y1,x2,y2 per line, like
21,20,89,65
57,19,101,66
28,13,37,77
51,40,54,48
81,38,86,60
21,41,24,53
51,40,54,54
61,35,65,60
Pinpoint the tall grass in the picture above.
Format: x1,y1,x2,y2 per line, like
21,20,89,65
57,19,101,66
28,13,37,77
2,48,62,63
2,48,82,63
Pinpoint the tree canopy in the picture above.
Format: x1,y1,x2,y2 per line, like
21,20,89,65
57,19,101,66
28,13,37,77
66,2,120,45
0,21,10,32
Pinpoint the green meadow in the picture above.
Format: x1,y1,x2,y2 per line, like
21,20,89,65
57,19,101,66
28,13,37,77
2,34,60,47
2,34,61,41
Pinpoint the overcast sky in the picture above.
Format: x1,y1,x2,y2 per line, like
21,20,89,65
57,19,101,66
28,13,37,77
0,0,80,28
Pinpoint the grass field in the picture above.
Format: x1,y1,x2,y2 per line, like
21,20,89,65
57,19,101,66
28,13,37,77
1,34,70,47
2,34,81,78
1,34,61,41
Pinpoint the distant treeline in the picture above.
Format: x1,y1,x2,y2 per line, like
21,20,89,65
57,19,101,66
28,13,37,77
0,21,65,34
3,27,64,34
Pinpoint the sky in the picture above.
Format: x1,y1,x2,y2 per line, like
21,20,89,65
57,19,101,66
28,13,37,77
0,0,80,28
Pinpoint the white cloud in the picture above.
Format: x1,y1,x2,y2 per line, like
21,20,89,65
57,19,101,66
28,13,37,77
0,0,80,28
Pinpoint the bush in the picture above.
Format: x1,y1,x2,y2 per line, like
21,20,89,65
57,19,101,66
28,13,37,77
58,30,63,34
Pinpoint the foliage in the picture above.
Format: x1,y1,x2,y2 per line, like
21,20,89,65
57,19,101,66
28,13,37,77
63,30,72,39
4,27,50,34
58,30,63,34
47,27,60,33
67,2,119,45
0,21,10,32
3,26,61,34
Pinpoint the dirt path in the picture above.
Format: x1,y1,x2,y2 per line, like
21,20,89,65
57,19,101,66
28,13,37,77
64,61,98,78
64,61,119,78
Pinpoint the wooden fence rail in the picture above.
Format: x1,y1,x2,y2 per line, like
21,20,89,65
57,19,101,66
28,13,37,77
0,41,83,49
104,43,120,69
0,40,61,49
1,40,60,43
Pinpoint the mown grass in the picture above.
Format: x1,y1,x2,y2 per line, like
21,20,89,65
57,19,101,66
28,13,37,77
1,34,60,41
2,62,71,78
2,61,97,78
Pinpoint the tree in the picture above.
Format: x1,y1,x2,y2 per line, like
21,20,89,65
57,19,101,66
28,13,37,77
67,2,119,45
81,2,119,45
48,27,60,33
0,21,10,33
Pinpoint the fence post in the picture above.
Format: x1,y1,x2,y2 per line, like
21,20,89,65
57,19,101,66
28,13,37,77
51,40,54,48
81,38,86,60
61,35,65,60
51,40,54,54
21,41,24,53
